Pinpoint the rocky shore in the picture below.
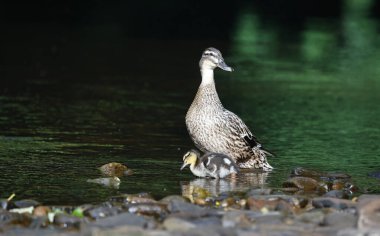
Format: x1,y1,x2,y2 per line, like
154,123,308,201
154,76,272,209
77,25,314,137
1,168,380,236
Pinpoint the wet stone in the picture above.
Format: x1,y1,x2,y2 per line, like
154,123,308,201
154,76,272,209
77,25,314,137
87,177,120,189
127,203,167,217
357,194,380,229
246,188,274,196
167,199,206,216
53,213,82,228
89,212,154,229
222,210,252,228
163,217,196,232
247,196,293,213
33,206,51,217
323,190,350,199
283,177,320,191
323,211,357,228
85,206,121,220
0,209,32,227
291,167,351,180
312,197,356,210
109,193,155,204
252,212,283,225
13,199,41,209
99,162,129,177
191,216,221,227
159,195,188,204
368,171,380,179
0,199,11,210
294,210,325,225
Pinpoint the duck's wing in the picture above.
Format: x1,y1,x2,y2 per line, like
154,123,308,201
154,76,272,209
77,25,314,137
201,155,218,174
222,109,261,148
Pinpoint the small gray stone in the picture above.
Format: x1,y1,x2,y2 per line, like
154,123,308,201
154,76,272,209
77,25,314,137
312,197,356,210
13,199,41,209
167,199,206,216
323,190,349,199
159,195,188,204
222,211,252,228
191,216,221,227
246,188,274,196
294,210,325,225
85,206,121,219
323,211,357,228
89,212,152,229
357,195,380,230
337,228,380,236
53,213,82,228
163,217,196,232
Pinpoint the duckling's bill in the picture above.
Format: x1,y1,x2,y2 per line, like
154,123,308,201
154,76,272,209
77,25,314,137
180,162,189,171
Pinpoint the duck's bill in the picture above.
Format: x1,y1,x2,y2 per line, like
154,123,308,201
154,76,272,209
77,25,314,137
180,163,189,171
218,61,234,72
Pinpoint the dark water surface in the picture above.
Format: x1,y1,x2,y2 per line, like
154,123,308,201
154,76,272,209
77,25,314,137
1,6,380,205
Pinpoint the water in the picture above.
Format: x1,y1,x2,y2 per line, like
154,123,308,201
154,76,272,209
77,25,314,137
1,4,380,205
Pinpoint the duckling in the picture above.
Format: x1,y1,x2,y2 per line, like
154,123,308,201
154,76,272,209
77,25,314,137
185,47,273,171
180,149,239,179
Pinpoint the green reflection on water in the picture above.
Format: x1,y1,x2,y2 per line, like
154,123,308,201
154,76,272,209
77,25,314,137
229,4,380,193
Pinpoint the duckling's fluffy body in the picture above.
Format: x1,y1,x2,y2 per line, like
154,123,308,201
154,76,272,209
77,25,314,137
181,150,239,179
185,47,273,171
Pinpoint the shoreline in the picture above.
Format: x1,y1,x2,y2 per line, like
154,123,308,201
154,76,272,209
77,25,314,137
1,167,380,235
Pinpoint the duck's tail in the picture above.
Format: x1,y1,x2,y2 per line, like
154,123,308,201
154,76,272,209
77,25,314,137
238,146,273,171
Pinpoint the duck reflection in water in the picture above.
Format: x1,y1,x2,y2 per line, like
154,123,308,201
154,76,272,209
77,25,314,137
181,171,269,202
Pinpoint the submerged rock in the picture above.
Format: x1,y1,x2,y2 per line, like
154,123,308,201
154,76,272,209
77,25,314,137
291,167,351,180
87,177,120,189
368,171,380,179
283,177,320,191
99,162,131,177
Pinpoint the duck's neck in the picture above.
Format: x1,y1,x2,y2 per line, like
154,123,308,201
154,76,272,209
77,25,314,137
194,68,223,107
200,68,215,86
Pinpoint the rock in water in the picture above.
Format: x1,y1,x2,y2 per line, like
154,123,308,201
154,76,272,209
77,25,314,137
99,162,131,177
87,177,121,189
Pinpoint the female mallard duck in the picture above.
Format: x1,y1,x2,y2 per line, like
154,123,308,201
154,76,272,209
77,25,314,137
185,47,273,171
180,150,239,179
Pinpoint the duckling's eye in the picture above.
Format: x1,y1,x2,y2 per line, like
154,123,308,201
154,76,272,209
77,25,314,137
183,152,190,160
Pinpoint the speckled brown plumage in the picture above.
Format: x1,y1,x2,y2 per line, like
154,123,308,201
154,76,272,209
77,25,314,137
185,47,273,171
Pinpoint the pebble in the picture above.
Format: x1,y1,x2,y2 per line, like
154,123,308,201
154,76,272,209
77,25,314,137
85,206,121,219
53,213,82,228
283,177,320,191
312,197,356,210
0,167,378,236
357,195,380,229
88,212,153,229
163,217,196,231
323,211,357,228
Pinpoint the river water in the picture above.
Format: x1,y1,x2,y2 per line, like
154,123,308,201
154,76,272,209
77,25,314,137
1,3,380,205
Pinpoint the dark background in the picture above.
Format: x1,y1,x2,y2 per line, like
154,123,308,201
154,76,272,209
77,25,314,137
2,0,379,84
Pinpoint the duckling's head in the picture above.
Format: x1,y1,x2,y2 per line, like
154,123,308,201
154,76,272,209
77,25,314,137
199,47,233,72
180,150,200,170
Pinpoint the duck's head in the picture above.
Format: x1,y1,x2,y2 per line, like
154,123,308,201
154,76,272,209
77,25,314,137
199,47,233,72
180,150,200,170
